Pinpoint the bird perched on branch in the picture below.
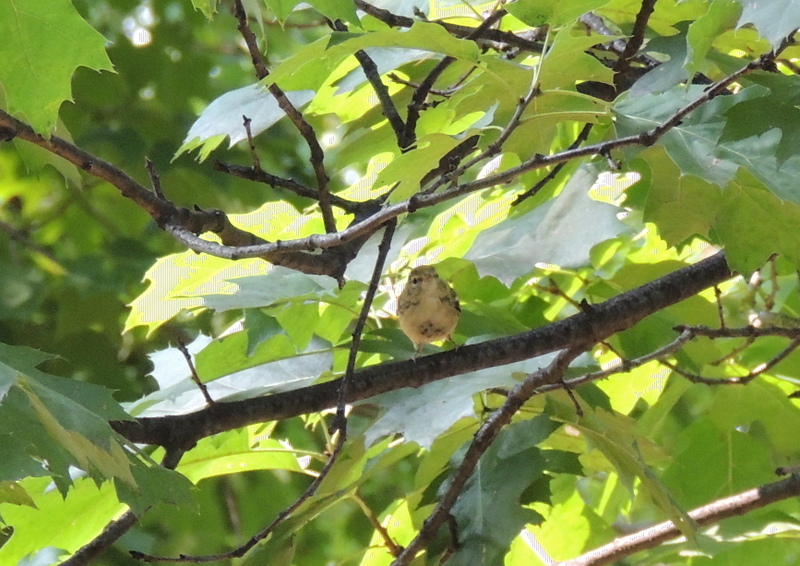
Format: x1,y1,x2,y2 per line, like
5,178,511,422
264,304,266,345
397,265,461,356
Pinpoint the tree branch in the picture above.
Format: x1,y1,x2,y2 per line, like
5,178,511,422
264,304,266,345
130,221,397,564
111,251,733,450
2,41,784,274
354,0,543,53
329,19,407,145
557,473,800,566
0,108,375,279
613,0,658,85
401,7,507,147
391,347,586,565
232,0,336,234
214,160,363,214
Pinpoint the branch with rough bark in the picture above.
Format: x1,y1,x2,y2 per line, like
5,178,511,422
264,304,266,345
112,251,733,450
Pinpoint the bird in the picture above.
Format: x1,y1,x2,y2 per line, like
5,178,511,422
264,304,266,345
397,265,461,356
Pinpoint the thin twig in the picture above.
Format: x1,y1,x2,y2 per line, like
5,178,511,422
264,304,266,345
330,19,406,145
214,161,362,213
232,0,336,234
660,336,800,385
713,285,726,329
352,491,403,557
242,115,261,169
512,123,593,205
145,158,166,200
556,474,800,566
415,24,549,198
401,7,507,148
388,69,477,96
63,449,185,566
452,43,789,195
673,325,800,339
535,330,694,394
354,0,543,53
534,277,585,311
333,219,397,433
708,336,754,367
132,221,397,564
176,339,215,405
133,445,349,562
355,50,407,144
390,347,586,565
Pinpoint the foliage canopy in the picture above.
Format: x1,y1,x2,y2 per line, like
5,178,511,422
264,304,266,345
1,0,800,565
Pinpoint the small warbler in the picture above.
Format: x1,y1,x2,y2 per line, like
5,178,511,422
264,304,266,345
397,265,461,355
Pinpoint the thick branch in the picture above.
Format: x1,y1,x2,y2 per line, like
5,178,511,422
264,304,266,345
0,108,373,279
112,252,733,450
558,473,800,566
130,223,397,563
0,109,173,226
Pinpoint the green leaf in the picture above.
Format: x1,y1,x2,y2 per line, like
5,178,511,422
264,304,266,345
124,209,336,335
505,91,610,159
466,165,625,283
735,0,800,48
126,332,333,416
539,27,617,91
201,267,333,312
662,417,775,509
720,76,800,166
547,397,698,543
177,428,309,483
0,343,134,492
506,0,610,28
306,0,359,26
0,477,125,564
264,0,300,24
629,27,691,97
448,418,555,565
686,0,741,79
364,354,557,449
195,330,330,383
633,145,722,246
176,85,315,160
114,464,195,516
330,21,480,62
244,308,283,355
714,170,800,274
0,0,114,133
0,481,36,508
19,381,136,488
379,134,466,203
191,0,217,18
615,85,800,207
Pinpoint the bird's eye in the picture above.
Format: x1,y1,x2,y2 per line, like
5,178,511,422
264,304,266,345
411,277,420,284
